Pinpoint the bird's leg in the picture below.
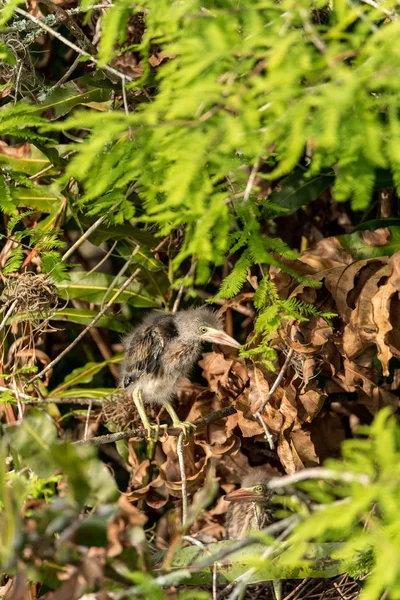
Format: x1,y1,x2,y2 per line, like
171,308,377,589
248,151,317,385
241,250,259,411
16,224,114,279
164,402,196,438
133,389,167,441
272,580,282,600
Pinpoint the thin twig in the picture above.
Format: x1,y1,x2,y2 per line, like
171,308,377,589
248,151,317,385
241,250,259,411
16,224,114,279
28,150,76,180
85,240,118,278
172,286,185,314
172,258,197,313
213,563,218,600
61,200,122,263
100,244,139,311
73,404,237,445
256,414,275,451
177,433,188,527
267,467,370,488
0,299,19,335
120,75,133,140
114,517,299,600
21,396,105,405
26,267,141,385
193,516,299,571
182,536,206,550
84,399,93,440
44,56,81,97
255,348,294,417
13,6,134,83
254,349,294,451
360,0,397,19
243,160,260,202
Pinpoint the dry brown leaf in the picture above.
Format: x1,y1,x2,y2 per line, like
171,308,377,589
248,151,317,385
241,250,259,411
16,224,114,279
362,227,390,246
298,236,352,271
107,496,147,557
126,474,168,509
0,141,30,158
298,389,326,422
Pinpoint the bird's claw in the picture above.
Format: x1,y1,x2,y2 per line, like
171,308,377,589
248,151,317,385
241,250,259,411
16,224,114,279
172,420,196,439
144,424,168,442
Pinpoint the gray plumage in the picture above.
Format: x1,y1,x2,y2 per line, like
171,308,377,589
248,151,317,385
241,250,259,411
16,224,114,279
121,307,227,405
119,307,240,437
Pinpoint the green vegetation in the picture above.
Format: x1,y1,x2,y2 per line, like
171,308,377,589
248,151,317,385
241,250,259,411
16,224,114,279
1,0,400,597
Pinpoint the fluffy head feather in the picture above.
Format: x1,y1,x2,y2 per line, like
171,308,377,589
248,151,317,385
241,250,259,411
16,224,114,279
174,307,223,342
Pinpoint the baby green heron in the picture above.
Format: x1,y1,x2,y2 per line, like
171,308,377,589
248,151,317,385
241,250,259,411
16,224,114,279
225,469,282,600
120,307,240,439
225,469,275,539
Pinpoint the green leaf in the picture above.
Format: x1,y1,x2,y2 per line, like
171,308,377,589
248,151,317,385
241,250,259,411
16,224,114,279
12,188,63,213
352,218,400,232
338,226,400,258
0,154,52,176
57,271,158,307
7,409,58,478
37,78,112,119
50,354,123,396
82,219,159,251
51,388,115,399
74,510,116,547
266,169,334,215
116,239,165,273
50,444,118,506
51,307,130,333
151,542,345,586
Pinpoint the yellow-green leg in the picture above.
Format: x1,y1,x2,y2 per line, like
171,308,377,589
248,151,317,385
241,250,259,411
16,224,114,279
133,388,167,441
165,402,196,438
272,580,282,600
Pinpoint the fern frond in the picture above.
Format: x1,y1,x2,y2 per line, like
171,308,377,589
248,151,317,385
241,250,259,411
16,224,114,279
213,250,252,300
3,245,24,274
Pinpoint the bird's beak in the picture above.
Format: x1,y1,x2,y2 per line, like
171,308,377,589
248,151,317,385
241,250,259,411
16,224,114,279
201,327,241,348
224,487,261,502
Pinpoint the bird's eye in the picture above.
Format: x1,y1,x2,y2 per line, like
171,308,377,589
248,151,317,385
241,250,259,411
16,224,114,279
255,485,264,493
199,326,208,334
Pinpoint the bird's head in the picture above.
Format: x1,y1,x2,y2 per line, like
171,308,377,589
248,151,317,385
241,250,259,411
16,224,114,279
175,307,240,349
225,469,273,505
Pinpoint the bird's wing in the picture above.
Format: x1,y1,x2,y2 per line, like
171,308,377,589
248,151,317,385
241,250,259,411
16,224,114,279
123,325,164,382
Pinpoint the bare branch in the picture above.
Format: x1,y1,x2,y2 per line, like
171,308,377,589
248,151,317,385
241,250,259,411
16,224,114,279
177,433,188,526
13,6,134,83
253,348,294,450
268,467,370,488
73,405,237,445
61,200,123,263
255,348,294,417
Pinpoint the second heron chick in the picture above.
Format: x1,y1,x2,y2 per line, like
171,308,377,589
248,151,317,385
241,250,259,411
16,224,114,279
120,307,240,439
225,469,276,540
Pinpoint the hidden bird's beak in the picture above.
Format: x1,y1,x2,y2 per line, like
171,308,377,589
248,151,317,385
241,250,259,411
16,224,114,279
201,328,241,349
225,487,261,502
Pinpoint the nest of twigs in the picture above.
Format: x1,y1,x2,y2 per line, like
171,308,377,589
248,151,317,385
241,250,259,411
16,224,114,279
1,273,58,329
101,392,138,427
0,33,38,98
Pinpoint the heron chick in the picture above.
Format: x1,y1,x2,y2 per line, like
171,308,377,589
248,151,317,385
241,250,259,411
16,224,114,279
225,469,275,540
225,469,282,600
120,307,240,440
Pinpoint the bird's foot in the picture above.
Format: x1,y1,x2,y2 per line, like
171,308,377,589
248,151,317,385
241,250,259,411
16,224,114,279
172,420,196,439
144,423,168,442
